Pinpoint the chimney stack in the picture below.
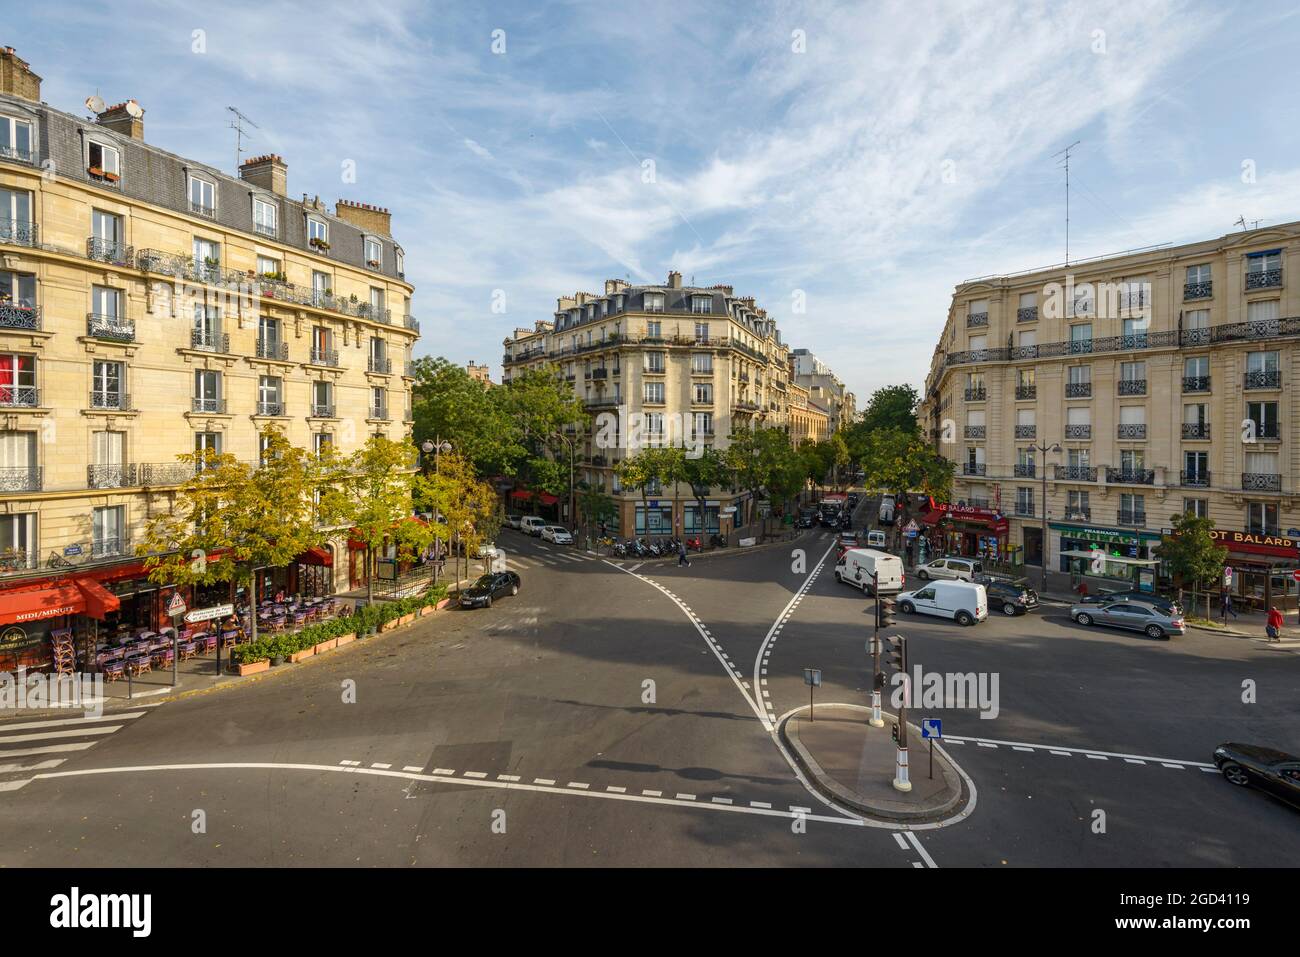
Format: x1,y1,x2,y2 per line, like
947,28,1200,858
239,154,287,196
0,48,41,102
335,199,391,236
667,270,683,289
96,100,145,140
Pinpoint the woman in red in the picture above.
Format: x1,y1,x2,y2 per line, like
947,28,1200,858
1266,606,1284,643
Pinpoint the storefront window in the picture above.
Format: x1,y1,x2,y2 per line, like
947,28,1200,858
635,504,673,535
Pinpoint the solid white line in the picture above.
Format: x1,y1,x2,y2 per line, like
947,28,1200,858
945,734,1215,768
0,725,124,744
904,830,937,869
0,758,64,774
0,711,145,732
0,742,97,758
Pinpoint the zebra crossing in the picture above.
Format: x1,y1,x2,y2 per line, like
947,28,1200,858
505,547,600,571
0,709,147,793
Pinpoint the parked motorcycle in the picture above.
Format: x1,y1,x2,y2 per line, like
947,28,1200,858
686,536,703,552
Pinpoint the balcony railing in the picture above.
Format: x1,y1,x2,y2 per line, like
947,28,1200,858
966,312,989,328
0,465,41,492
1064,424,1091,439
1184,280,1213,300
404,314,419,333
1179,470,1211,488
962,463,987,476
255,338,289,361
86,237,134,266
138,463,195,486
1014,424,1036,438
190,330,230,354
1017,306,1038,322
1245,268,1282,290
1013,463,1036,478
191,396,226,414
1055,465,1097,481
592,368,609,380
1118,379,1147,395
1243,370,1281,390
256,400,285,416
190,202,217,219
0,302,40,331
87,464,138,489
89,390,130,411
0,219,38,247
0,386,39,408
964,387,986,401
1117,424,1147,439
253,222,277,238
0,144,35,165
964,425,986,439
1064,508,1092,521
87,312,134,341
310,347,340,367
1182,422,1211,439
310,403,336,418
92,535,130,559
1015,385,1036,400
1065,382,1092,398
1182,375,1210,392
1250,421,1281,440
1107,467,1154,485
367,356,392,374
1117,510,1147,527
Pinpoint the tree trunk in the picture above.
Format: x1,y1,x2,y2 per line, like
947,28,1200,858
366,547,374,603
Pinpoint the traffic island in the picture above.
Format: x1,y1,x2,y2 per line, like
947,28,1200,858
780,703,966,822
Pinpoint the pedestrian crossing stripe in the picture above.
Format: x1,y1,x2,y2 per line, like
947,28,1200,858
0,710,147,794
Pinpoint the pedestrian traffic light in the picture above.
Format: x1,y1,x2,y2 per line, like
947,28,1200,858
877,596,897,630
883,634,906,674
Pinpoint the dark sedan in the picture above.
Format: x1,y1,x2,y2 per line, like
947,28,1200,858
1213,743,1300,810
459,571,521,609
983,580,1039,616
797,510,816,528
1081,589,1181,615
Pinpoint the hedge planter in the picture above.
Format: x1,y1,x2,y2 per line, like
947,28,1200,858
238,659,270,677
436,598,452,611
290,647,315,664
398,613,415,627
381,619,401,633
336,633,356,647
314,638,338,655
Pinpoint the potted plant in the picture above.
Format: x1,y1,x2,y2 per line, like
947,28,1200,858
105,171,120,182
87,165,104,177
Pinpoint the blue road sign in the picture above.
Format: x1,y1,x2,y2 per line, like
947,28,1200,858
921,718,942,740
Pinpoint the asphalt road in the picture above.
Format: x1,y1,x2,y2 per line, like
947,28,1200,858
1,509,1297,867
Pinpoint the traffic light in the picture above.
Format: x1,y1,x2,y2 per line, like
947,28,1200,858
877,596,897,631
891,723,899,743
883,634,906,674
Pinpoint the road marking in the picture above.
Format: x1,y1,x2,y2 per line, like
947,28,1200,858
568,781,589,789
0,711,145,732
642,789,662,797
403,766,424,773
463,771,488,779
0,778,32,791
1161,763,1184,770
946,734,1215,768
1125,759,1146,765
533,778,555,785
0,758,64,774
1012,746,1034,752
0,741,97,758
676,793,696,801
711,796,733,805
606,785,627,793
371,763,392,769
750,801,772,809
1087,754,1107,761
340,760,361,766
892,833,908,849
497,774,521,782
0,725,124,745
431,767,455,776
1049,750,1071,756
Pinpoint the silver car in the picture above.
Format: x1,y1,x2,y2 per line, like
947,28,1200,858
915,556,983,582
1070,600,1186,640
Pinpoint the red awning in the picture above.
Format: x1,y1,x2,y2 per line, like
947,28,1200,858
510,489,559,506
75,577,120,619
921,509,1009,534
0,581,87,626
296,546,333,567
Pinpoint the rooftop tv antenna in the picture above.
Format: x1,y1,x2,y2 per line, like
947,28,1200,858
226,106,259,171
1235,215,1261,231
1053,140,1081,266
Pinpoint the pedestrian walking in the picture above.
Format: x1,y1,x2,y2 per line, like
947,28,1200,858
1076,580,1089,600
1267,605,1284,643
677,539,691,567
1220,591,1238,623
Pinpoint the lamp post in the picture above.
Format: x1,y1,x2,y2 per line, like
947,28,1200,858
424,438,451,579
1034,441,1061,594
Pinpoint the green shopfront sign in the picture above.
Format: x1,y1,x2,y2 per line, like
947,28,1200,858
1049,522,1162,546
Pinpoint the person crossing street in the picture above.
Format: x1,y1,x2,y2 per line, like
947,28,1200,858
677,539,691,567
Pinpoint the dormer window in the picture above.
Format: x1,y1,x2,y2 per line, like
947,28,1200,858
188,175,215,217
691,295,712,314
365,237,383,268
308,218,330,251
253,198,277,238
644,293,665,313
395,246,404,278
0,116,34,163
88,142,120,183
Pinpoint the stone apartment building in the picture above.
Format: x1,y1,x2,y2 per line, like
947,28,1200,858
0,49,419,654
919,220,1300,606
790,348,855,432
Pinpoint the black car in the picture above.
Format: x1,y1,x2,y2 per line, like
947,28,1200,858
459,571,521,609
797,510,816,528
1213,743,1300,810
983,580,1039,616
1081,589,1181,615
847,493,860,508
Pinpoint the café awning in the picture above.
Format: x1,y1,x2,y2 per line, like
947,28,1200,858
510,489,559,506
0,577,121,626
296,546,333,567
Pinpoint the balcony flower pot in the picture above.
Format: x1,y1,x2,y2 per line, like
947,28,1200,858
367,260,380,268
237,659,270,677
104,172,119,182
87,166,104,177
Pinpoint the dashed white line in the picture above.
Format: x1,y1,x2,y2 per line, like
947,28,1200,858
463,771,488,779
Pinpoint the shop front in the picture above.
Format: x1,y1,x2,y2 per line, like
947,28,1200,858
921,504,1011,562
0,576,119,672
1209,527,1300,612
1050,522,1162,590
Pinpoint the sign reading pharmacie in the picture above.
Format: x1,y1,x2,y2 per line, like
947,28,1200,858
1209,527,1300,558
1049,521,1162,544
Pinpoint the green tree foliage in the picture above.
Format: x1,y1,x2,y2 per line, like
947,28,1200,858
1157,511,1227,618
844,384,921,470
423,450,499,586
858,427,955,548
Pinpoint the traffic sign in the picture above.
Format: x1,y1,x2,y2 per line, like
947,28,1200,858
1293,569,1300,583
803,668,822,687
166,593,187,617
184,603,233,623
921,718,942,740
1223,566,1233,587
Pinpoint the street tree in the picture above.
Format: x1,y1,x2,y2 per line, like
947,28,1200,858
615,446,685,536
858,427,955,550
422,450,499,585
1157,511,1227,619
681,447,730,544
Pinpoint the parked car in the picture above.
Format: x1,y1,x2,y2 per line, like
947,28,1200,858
505,514,523,529
540,525,573,544
1213,743,1300,810
1081,589,1181,615
520,516,546,536
847,492,860,508
915,556,983,582
865,530,887,548
897,580,988,626
983,580,1039,616
459,570,521,609
1070,600,1186,639
836,548,905,595
879,494,896,526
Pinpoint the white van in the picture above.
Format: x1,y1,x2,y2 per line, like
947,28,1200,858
879,494,896,526
520,516,546,537
897,581,988,626
865,530,887,548
835,548,905,595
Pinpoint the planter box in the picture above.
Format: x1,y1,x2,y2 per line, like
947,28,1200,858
435,598,452,611
290,647,315,663
335,633,356,647
314,638,338,655
398,613,415,627
381,618,400,633
237,659,270,676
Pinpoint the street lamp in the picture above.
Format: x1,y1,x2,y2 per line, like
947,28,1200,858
424,438,452,577
1034,441,1061,594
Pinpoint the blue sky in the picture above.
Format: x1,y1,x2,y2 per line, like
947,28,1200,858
11,1,1300,401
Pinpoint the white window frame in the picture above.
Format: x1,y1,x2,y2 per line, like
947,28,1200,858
365,237,383,267
0,115,34,161
188,175,215,213
87,140,120,177
253,198,277,236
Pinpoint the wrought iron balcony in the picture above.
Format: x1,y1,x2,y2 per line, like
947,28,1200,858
1064,508,1092,521
1107,467,1154,485
1179,470,1211,488
404,314,419,333
1015,385,1037,400
253,222,277,238
92,535,130,558
962,462,986,476
1065,382,1091,398
404,361,416,378
87,464,138,489
1182,422,1211,439
255,338,289,361
310,347,340,367
191,396,226,414
139,462,197,486
1117,424,1147,439
359,304,392,324
1181,375,1210,392
190,201,217,219
1243,370,1281,390
0,219,38,246
310,402,336,418
1118,379,1147,395
0,386,38,408
0,302,40,331
1016,306,1038,322
968,498,991,509
964,425,986,439
1117,509,1147,527
190,330,230,354
89,390,130,411
1064,424,1091,439
592,367,608,380
1014,463,1036,478
1055,465,1097,481
1184,280,1212,300
1014,424,1036,438
86,237,134,266
966,312,989,328
367,356,392,374
964,387,986,401
1245,268,1281,290
1249,421,1281,440
86,312,134,341
369,404,390,421
0,465,41,492
256,400,285,416
0,144,35,165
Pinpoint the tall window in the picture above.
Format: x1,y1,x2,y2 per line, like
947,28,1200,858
691,295,712,314
369,287,385,318
644,352,665,373
365,238,382,266
91,360,123,408
312,380,333,415
1,271,37,309
691,352,713,373
694,321,709,341
193,370,221,413
311,270,331,303
1186,264,1211,285
694,412,713,436
693,382,713,404
192,237,220,276
188,175,215,214
258,375,282,415
92,505,125,556
0,115,33,161
307,218,328,246
90,431,125,488
644,293,664,312
253,198,277,237
88,142,120,178
1067,490,1090,518
1246,502,1278,535
0,354,36,405
1184,499,1208,518
643,382,665,404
